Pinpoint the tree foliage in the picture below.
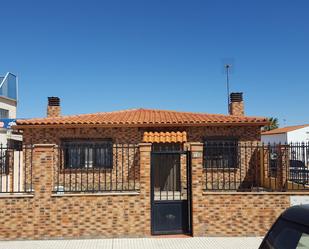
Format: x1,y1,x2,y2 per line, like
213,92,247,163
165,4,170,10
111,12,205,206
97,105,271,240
263,117,279,131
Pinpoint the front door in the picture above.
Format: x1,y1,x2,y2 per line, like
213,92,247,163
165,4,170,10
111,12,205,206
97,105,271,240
151,143,192,235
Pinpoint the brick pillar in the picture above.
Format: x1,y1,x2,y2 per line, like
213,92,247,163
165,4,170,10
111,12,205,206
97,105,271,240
139,143,152,236
279,145,289,191
47,97,61,118
32,144,55,239
229,101,244,116
189,142,204,236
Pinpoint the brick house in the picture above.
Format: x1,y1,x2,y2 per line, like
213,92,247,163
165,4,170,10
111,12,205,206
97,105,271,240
0,93,308,240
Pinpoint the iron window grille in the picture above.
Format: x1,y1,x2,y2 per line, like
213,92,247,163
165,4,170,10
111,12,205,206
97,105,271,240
7,139,23,151
62,140,113,169
203,139,238,168
0,108,9,119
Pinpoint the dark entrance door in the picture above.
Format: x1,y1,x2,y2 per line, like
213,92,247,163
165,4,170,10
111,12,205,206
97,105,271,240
151,143,192,235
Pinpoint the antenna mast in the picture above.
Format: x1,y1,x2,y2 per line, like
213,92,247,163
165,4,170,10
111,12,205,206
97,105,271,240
225,64,231,113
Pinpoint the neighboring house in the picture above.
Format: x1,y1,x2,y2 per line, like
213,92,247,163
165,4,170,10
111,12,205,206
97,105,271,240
262,124,309,144
0,92,308,240
262,125,309,174
0,72,21,146
0,73,22,193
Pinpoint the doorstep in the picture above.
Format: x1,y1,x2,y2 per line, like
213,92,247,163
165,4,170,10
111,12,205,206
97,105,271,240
152,234,192,238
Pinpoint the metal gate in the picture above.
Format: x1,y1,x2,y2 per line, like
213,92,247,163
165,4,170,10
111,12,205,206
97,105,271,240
151,143,192,235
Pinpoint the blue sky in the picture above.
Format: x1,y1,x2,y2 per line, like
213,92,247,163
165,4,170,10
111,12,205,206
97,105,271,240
0,0,308,126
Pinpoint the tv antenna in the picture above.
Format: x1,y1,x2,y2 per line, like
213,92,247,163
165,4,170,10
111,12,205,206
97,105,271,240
225,64,232,113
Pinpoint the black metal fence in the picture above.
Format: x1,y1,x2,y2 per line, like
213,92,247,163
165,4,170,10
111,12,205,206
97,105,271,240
279,143,309,187
3,140,308,194
204,142,309,192
53,143,140,193
0,144,33,194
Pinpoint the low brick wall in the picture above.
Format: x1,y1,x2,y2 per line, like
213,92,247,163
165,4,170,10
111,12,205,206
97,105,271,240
0,196,35,239
0,194,146,240
0,192,298,240
49,194,146,238
195,193,290,236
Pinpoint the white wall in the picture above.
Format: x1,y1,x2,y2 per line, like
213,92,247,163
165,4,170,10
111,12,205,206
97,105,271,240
0,130,7,146
261,133,287,144
287,126,309,144
0,96,16,119
0,96,19,146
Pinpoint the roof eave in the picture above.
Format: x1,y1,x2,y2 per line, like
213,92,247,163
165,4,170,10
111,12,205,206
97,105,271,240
262,132,285,135
13,121,268,130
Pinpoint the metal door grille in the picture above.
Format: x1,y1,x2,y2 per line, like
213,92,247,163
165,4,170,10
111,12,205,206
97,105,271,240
151,143,192,235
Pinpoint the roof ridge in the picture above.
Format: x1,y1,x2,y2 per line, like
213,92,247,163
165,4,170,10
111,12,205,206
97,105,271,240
16,107,268,126
281,124,309,128
24,108,142,120
20,107,266,120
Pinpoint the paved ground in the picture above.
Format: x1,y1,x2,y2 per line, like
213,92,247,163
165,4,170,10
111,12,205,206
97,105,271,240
0,237,263,249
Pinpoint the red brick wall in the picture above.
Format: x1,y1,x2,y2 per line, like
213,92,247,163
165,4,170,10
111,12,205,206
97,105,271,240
47,106,61,118
229,101,245,116
198,194,289,236
0,195,147,240
22,127,142,144
22,126,261,145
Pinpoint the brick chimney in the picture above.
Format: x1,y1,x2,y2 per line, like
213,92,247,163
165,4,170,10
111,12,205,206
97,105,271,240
229,92,244,116
47,97,61,118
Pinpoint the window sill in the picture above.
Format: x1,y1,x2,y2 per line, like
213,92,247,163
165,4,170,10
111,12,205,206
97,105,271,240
0,193,34,198
203,191,309,195
51,191,140,197
203,167,239,172
60,168,112,174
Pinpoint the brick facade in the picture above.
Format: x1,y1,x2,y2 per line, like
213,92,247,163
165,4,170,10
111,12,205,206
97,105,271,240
196,193,290,236
229,101,245,116
0,125,301,240
47,106,61,118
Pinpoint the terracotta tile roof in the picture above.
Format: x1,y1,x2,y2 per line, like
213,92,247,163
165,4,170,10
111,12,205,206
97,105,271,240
262,124,309,135
143,131,187,143
16,108,268,128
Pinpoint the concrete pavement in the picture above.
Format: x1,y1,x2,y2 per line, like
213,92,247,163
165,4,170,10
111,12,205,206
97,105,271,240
0,237,263,249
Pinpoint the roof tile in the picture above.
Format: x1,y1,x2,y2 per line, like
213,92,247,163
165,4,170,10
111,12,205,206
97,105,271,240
16,108,268,127
262,124,309,135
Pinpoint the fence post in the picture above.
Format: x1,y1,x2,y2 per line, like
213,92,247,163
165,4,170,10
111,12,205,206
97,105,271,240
32,144,55,239
139,143,152,236
189,142,204,236
259,144,265,188
281,144,289,191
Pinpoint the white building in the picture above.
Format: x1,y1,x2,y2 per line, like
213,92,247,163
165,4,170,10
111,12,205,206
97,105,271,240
0,72,22,146
0,72,24,192
261,124,309,144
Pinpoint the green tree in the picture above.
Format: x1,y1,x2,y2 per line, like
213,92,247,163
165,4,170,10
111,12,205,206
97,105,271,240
263,117,279,131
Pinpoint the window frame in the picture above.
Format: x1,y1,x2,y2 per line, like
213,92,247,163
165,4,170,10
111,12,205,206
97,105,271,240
203,137,239,169
0,108,9,119
61,139,113,170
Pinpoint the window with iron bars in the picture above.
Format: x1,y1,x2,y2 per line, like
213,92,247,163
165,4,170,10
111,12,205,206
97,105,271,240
62,140,113,169
0,108,9,119
203,138,238,168
0,140,23,175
